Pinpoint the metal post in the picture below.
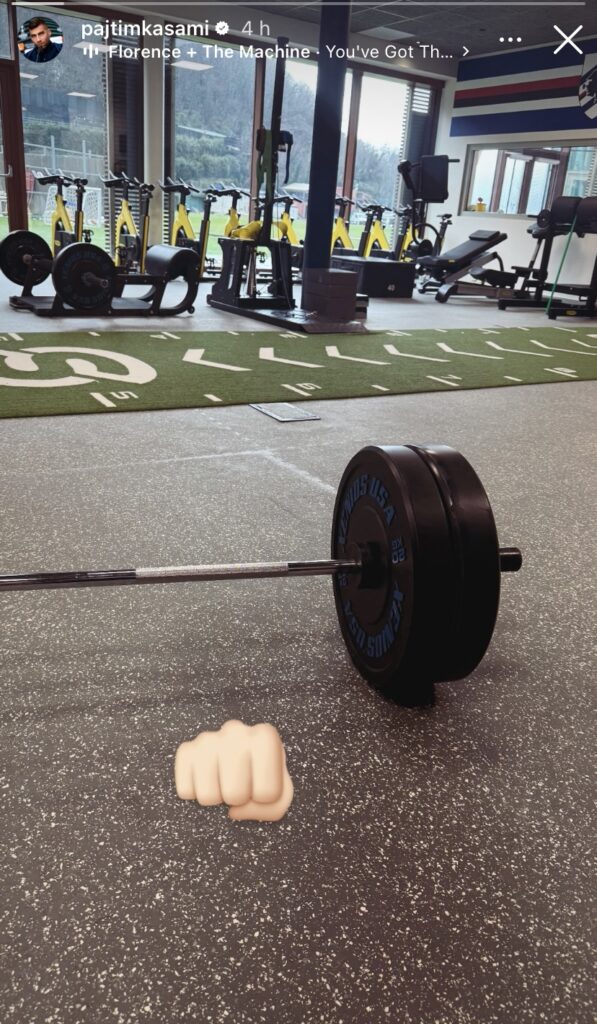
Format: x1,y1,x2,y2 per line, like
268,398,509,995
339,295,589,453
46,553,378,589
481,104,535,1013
302,3,352,277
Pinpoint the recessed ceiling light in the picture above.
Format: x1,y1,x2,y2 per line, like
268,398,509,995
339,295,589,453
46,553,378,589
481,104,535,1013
20,72,38,80
361,27,415,41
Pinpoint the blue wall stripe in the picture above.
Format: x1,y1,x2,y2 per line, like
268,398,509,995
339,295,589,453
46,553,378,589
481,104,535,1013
457,37,597,83
450,106,597,137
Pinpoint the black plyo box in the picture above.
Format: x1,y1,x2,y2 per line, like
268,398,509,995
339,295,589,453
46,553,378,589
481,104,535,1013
331,255,416,298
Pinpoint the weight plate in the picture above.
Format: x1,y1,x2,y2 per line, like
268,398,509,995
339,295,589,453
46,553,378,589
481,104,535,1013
406,444,500,682
52,243,115,311
331,445,458,703
0,230,52,286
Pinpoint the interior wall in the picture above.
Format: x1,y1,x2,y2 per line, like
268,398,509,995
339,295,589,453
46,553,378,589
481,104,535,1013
428,38,597,283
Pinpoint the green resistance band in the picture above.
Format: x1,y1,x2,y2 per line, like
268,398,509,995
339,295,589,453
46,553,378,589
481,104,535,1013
546,214,577,315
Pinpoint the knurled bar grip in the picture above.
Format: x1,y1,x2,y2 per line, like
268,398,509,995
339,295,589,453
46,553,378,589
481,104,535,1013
0,559,362,592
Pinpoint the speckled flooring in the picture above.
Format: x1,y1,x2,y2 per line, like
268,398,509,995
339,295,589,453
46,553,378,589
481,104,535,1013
1,381,595,1023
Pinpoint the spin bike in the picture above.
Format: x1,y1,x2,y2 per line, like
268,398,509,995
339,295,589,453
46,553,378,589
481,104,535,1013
103,171,154,273
159,176,218,278
331,196,355,252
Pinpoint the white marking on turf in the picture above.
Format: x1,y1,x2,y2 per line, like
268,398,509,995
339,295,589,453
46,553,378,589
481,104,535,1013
326,345,389,365
385,331,412,337
486,340,548,357
572,338,597,349
227,331,240,336
150,334,168,341
427,375,460,387
204,394,223,402
384,344,449,363
438,342,501,359
480,329,501,334
90,393,116,408
9,333,23,342
88,332,101,337
162,332,180,340
282,384,313,396
530,339,596,356
504,376,523,382
260,347,322,368
544,367,578,377
182,349,251,372
552,326,576,332
371,385,390,392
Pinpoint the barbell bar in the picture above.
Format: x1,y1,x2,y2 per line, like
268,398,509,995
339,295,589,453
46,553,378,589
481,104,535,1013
1,443,522,705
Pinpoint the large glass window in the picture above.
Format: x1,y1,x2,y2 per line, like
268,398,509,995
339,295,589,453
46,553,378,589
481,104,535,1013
17,7,108,246
464,144,597,214
352,74,410,246
0,0,11,58
262,59,353,240
171,40,256,256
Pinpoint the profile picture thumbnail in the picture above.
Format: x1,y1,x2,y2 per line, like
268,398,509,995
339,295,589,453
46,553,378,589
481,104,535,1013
18,16,63,64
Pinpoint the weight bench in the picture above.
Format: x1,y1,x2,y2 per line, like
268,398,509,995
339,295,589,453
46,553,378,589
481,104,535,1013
417,230,508,302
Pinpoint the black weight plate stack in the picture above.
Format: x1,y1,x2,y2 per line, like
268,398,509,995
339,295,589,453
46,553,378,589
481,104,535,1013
52,243,116,311
0,230,52,286
406,444,500,682
331,444,501,704
331,445,457,704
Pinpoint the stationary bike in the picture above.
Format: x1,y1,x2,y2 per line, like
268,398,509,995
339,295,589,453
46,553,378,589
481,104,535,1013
102,171,155,273
356,203,394,257
393,204,452,261
331,196,355,252
159,176,218,278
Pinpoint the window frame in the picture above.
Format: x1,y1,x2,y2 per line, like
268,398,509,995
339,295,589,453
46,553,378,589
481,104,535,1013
460,140,597,218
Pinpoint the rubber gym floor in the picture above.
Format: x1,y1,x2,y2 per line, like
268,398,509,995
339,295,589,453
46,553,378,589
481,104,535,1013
1,285,595,1024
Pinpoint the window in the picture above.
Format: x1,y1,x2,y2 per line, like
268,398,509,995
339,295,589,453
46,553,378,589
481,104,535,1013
0,0,11,58
263,59,352,241
170,40,256,254
17,7,108,246
464,144,597,215
352,74,410,246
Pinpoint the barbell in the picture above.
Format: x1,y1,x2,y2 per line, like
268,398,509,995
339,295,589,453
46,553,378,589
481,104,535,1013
0,443,522,705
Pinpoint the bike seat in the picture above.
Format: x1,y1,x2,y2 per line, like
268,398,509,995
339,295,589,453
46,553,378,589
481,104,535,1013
101,172,125,189
35,170,73,187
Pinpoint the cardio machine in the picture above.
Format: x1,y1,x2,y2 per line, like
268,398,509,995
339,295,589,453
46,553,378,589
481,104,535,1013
159,176,218,278
331,196,355,252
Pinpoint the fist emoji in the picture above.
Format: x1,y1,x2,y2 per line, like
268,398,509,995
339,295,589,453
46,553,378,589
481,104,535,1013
174,720,293,821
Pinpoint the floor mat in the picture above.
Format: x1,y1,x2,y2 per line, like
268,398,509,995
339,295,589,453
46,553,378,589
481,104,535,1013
0,326,596,418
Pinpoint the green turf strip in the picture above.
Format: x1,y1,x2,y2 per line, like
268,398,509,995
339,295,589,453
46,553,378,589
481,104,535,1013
0,326,596,418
